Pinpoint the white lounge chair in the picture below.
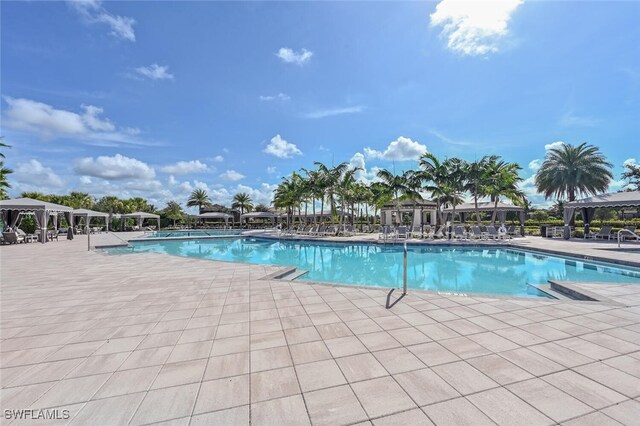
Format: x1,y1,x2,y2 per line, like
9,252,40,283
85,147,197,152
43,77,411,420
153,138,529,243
588,226,613,240
396,226,408,239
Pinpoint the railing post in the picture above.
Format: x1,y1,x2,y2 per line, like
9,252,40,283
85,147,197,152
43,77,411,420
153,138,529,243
403,242,407,295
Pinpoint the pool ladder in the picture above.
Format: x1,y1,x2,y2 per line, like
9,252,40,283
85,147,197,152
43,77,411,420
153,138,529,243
618,229,640,247
386,243,408,309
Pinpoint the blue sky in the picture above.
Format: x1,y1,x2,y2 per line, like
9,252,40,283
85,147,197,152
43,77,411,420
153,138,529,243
2,0,639,210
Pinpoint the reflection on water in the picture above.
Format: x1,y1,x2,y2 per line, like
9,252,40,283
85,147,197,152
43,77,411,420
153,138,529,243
118,238,640,298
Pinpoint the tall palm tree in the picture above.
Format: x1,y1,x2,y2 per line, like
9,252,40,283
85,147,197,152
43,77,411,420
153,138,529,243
369,182,392,225
186,189,212,213
273,175,302,226
67,192,94,209
419,153,459,225
464,155,498,224
376,168,421,225
314,161,348,221
535,142,613,202
622,161,640,190
232,193,253,215
484,159,526,223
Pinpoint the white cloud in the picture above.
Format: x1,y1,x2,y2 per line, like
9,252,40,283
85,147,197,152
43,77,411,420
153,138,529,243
559,111,598,127
430,0,523,56
74,154,156,180
623,158,636,167
212,155,224,162
160,160,210,175
79,176,92,185
267,166,277,174
259,93,290,101
3,97,152,147
364,136,427,161
544,141,565,151
348,152,381,184
14,160,65,188
219,170,245,182
608,179,627,193
263,134,303,159
528,159,541,171
276,47,313,65
135,64,174,80
304,106,365,119
68,0,136,41
235,183,277,206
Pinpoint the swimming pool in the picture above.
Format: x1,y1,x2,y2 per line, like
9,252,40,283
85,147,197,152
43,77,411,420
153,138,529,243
103,237,640,298
145,230,243,238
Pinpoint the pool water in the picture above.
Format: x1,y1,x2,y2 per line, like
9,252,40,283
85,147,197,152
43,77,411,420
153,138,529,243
146,230,243,238
103,237,640,298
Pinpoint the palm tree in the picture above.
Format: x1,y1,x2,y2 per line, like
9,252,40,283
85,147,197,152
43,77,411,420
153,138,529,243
273,175,302,226
186,189,212,213
535,142,613,202
314,161,348,222
232,193,253,215
376,168,421,225
622,161,640,191
483,159,525,223
369,182,392,225
302,168,324,224
163,201,185,227
254,204,271,212
67,192,94,209
464,155,498,224
419,153,459,225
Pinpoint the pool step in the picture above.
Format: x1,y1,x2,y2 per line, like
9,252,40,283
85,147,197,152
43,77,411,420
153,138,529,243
278,269,308,281
528,284,572,301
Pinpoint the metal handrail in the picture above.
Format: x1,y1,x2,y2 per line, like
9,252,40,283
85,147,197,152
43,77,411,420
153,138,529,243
618,229,640,247
402,242,408,295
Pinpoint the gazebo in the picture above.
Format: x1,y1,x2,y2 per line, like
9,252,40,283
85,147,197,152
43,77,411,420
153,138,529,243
73,208,110,232
443,201,526,236
380,199,439,227
122,211,161,231
198,212,232,227
0,197,74,243
241,211,276,226
564,191,640,239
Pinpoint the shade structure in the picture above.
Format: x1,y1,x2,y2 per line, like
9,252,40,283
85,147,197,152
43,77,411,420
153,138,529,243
122,211,161,231
0,197,74,243
241,211,276,225
380,199,438,227
73,208,110,231
564,191,640,239
443,201,526,235
198,212,232,227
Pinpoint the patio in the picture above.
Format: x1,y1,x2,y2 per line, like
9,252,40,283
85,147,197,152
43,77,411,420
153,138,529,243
1,235,639,425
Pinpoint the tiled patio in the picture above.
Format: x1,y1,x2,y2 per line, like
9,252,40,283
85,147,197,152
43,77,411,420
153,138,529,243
1,235,639,425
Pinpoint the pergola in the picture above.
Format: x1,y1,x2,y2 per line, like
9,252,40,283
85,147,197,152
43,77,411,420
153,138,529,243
0,197,73,243
564,191,640,239
122,212,161,231
241,211,276,225
380,199,438,227
443,201,526,236
73,208,110,231
198,212,232,227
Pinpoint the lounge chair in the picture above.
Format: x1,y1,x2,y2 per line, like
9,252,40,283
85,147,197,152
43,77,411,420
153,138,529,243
620,226,638,241
2,232,25,244
506,225,517,236
588,225,613,240
452,226,467,240
397,226,408,239
411,226,422,239
470,225,485,240
16,229,37,243
486,226,507,240
427,226,445,239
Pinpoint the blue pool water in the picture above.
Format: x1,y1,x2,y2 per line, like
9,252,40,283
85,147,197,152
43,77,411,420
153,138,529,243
103,237,640,298
146,230,243,238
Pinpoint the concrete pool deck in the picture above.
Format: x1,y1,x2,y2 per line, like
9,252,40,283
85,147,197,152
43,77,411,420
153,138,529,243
1,234,639,425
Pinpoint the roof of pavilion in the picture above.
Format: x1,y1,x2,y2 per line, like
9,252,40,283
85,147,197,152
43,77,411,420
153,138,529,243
381,198,438,209
241,211,276,219
565,191,640,209
0,197,73,213
442,201,524,213
198,212,233,219
73,208,110,218
122,211,160,219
